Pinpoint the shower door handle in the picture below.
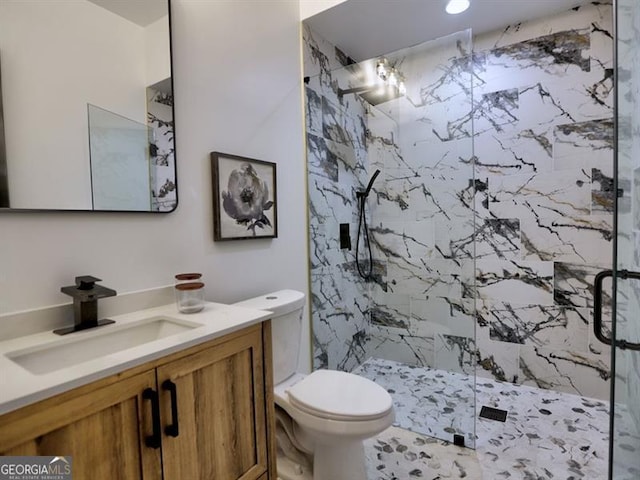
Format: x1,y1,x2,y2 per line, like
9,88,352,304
593,270,613,346
593,269,640,351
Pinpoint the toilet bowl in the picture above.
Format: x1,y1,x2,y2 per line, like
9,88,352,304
234,290,394,480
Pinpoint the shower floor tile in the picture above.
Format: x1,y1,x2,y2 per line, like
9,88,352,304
359,357,614,480
353,357,477,445
365,426,482,479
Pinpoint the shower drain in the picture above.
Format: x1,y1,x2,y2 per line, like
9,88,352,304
479,406,508,422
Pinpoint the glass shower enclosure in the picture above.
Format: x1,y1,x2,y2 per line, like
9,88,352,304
303,27,476,446
609,0,640,477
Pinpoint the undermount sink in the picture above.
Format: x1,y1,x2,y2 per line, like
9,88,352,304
7,317,203,375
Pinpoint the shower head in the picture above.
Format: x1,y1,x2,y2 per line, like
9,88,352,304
338,85,403,106
357,169,381,198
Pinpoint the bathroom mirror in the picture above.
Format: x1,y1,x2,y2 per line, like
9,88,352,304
0,0,177,212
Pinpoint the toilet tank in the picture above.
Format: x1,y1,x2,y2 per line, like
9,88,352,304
233,290,306,385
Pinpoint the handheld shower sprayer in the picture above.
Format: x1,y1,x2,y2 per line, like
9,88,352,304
356,169,381,281
358,169,381,198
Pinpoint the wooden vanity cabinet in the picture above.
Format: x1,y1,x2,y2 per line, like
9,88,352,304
0,322,277,480
0,370,162,479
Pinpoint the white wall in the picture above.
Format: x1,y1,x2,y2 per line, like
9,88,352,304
145,15,171,87
0,0,310,371
299,0,347,20
0,1,147,209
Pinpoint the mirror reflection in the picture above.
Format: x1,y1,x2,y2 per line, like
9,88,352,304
0,0,176,212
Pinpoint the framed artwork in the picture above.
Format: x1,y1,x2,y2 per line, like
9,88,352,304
210,152,278,241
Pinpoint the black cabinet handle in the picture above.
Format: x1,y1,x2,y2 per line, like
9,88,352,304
143,388,162,449
593,269,640,351
162,380,179,437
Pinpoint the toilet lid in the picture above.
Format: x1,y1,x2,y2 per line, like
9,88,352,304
286,370,393,421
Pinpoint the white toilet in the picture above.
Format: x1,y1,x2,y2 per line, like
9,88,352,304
234,290,395,480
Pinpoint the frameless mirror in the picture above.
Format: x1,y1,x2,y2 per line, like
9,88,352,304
0,0,177,212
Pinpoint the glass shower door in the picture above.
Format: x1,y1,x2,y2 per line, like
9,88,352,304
609,0,640,478
302,22,476,447
358,29,477,448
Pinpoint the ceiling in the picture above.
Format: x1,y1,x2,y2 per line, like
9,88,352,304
87,0,167,27
305,0,594,62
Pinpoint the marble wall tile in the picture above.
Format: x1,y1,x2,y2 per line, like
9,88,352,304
366,109,399,173
305,86,323,137
409,297,475,338
473,2,611,56
307,175,354,226
302,24,346,78
308,222,358,275
322,97,354,145
475,218,521,260
304,26,373,371
370,306,410,330
434,334,476,374
516,81,577,127
370,292,410,326
402,139,473,188
327,139,367,181
479,69,613,125
475,323,521,383
471,259,555,304
487,29,591,75
473,88,519,136
413,96,475,143
475,23,613,124
435,216,520,264
412,182,476,224
489,168,591,220
366,327,434,367
593,168,631,214
553,118,613,171
389,30,473,108
474,126,554,177
371,194,414,224
311,269,370,372
306,133,337,182
434,218,475,261
520,214,613,265
519,345,611,399
554,262,612,308
385,257,463,298
369,220,435,262
483,301,590,350
587,307,612,360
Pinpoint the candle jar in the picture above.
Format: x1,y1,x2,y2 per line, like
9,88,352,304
175,281,205,313
175,272,202,286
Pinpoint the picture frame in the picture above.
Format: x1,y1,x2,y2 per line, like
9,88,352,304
210,152,278,241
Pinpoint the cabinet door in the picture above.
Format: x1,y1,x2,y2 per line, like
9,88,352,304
0,370,162,480
157,327,268,480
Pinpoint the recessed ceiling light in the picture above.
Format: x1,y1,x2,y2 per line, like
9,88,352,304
446,0,470,15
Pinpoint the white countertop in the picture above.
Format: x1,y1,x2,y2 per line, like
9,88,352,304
0,302,272,416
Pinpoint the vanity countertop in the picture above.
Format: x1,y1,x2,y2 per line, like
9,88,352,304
0,302,272,416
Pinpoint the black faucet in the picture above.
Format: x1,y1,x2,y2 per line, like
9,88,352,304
54,275,117,335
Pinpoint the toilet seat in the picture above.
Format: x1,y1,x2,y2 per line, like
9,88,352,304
286,370,393,421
